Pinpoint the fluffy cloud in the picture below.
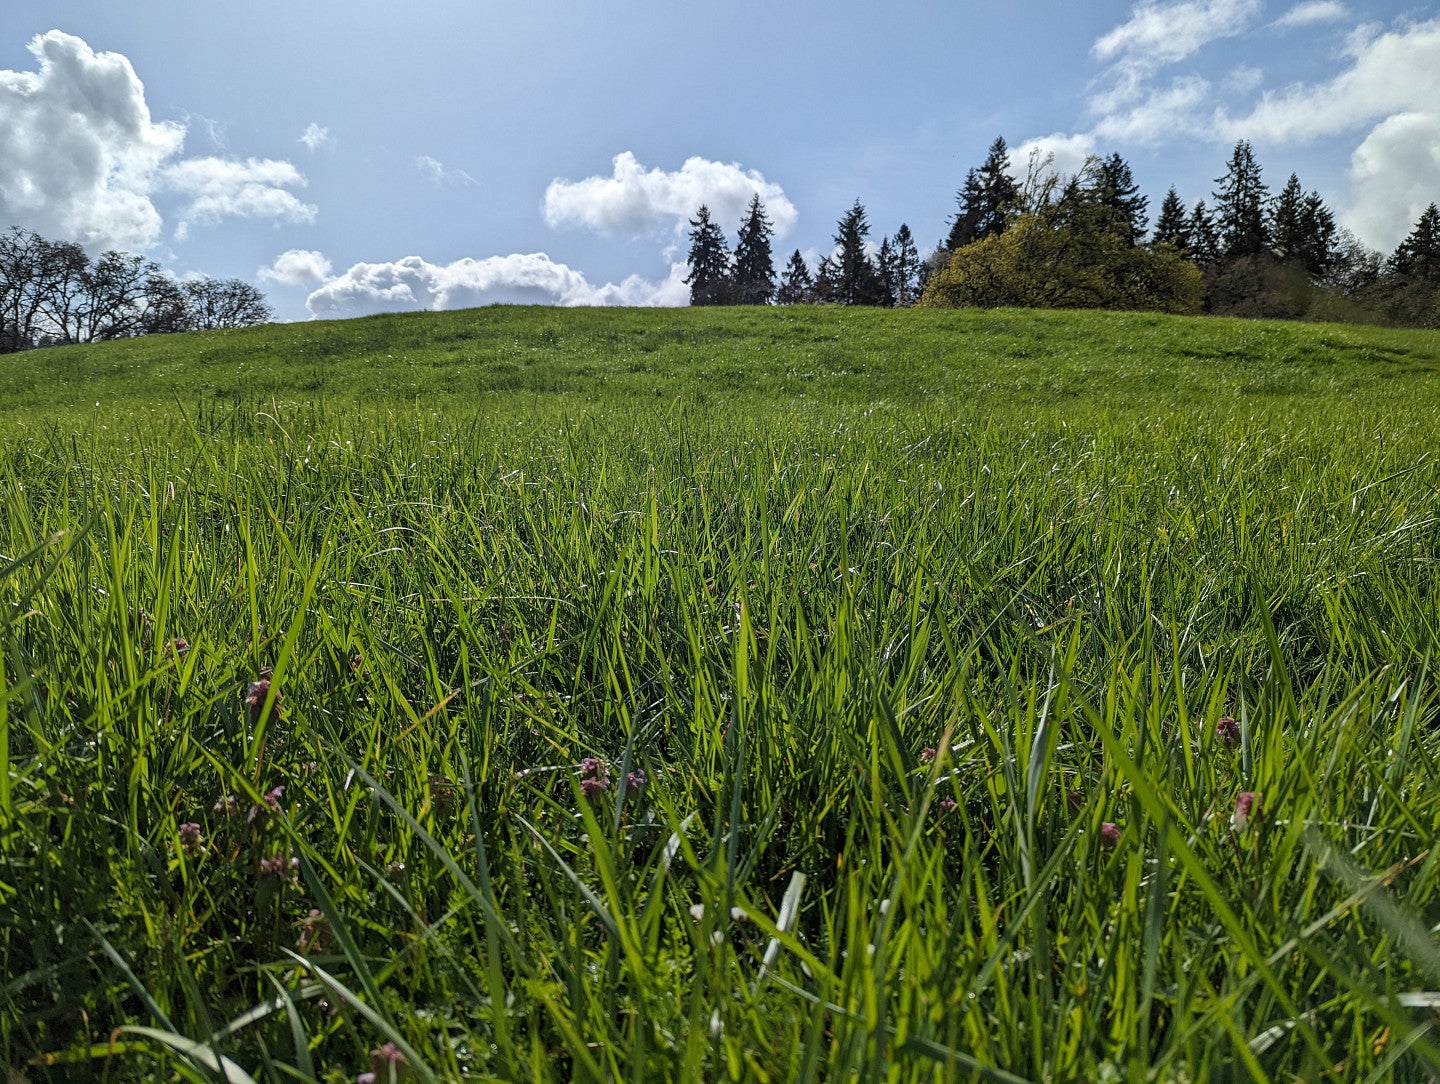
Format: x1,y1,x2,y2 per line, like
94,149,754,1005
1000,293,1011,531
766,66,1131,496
163,157,316,240
1219,18,1440,142
1344,113,1440,251
0,30,183,249
259,249,334,287
299,123,330,152
1094,0,1259,70
543,152,798,238
304,253,688,319
0,29,314,251
1012,133,1100,181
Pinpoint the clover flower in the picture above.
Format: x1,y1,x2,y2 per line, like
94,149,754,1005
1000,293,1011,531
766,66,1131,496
920,747,937,764
1232,790,1262,830
248,784,285,823
1216,716,1241,748
178,822,205,857
579,757,610,803
1099,822,1122,849
258,853,299,881
245,677,282,723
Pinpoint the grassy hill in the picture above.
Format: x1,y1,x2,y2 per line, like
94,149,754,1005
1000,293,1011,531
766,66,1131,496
3,307,1440,1081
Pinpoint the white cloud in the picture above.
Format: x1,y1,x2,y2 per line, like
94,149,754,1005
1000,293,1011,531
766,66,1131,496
0,30,316,251
0,30,184,250
259,248,333,287
416,155,476,186
543,151,798,238
1012,133,1100,181
162,157,316,240
1092,75,1215,143
1273,2,1348,30
1094,0,1260,68
1219,18,1440,142
305,253,688,319
1343,113,1440,252
299,123,330,152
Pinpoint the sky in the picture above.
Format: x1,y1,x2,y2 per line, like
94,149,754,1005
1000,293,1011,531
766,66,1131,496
3,1,1439,323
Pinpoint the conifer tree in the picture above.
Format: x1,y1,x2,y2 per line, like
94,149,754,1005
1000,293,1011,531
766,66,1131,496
776,250,813,305
833,199,884,305
1152,187,1190,250
1213,140,1270,259
1388,203,1440,282
1186,200,1222,266
731,194,776,304
684,205,732,305
813,254,840,303
891,224,922,306
946,137,1017,249
877,236,898,307
1098,152,1148,246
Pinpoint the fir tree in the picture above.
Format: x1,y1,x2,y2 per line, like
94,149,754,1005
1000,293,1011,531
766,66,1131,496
1388,203,1440,282
1213,140,1270,259
776,250,814,305
731,194,776,305
813,254,840,303
1186,200,1222,266
946,137,1017,249
891,224,923,306
1098,152,1148,246
876,236,898,308
1269,175,1337,278
684,205,732,305
1152,187,1191,250
832,199,884,306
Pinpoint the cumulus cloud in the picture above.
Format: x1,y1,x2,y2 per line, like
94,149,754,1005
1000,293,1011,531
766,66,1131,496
259,248,333,287
1094,0,1260,70
417,155,476,185
1344,113,1440,251
0,29,314,251
1274,2,1348,30
304,253,688,319
0,29,184,250
299,123,330,151
543,152,798,238
162,157,316,240
1012,133,1100,181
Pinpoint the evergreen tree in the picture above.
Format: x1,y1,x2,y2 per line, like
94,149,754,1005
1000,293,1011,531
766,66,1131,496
1387,203,1440,282
1152,187,1190,250
776,250,814,305
946,137,1017,249
832,199,884,305
813,254,840,303
1186,200,1222,266
684,205,732,305
891,224,923,306
1212,140,1270,259
876,236,898,307
731,194,776,304
1269,175,1338,278
1098,152,1148,246
1299,191,1337,278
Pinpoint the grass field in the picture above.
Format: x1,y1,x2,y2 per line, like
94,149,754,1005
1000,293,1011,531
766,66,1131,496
3,305,1440,1081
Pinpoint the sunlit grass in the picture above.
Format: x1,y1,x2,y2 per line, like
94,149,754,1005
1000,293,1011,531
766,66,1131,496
3,306,1440,1081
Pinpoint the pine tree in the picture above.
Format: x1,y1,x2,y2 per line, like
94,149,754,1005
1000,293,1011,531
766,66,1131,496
1212,140,1270,259
891,224,922,306
833,199,884,306
877,236,898,307
776,250,813,305
1186,201,1222,266
731,194,776,304
1269,175,1338,279
1388,203,1440,282
684,205,732,305
1299,192,1337,278
813,254,840,303
946,137,1017,249
1098,152,1148,246
1152,187,1190,250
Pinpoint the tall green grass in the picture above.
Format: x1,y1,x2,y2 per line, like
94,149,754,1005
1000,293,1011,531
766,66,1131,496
3,307,1440,1081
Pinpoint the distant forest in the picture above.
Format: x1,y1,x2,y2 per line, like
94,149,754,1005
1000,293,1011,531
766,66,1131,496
0,227,272,354
688,138,1440,329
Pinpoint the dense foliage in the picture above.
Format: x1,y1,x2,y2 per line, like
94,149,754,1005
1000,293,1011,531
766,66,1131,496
3,306,1440,1081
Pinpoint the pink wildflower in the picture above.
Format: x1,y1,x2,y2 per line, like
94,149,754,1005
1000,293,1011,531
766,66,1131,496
1099,822,1122,849
1232,791,1262,830
245,677,282,723
1216,716,1241,747
178,822,204,857
920,747,937,764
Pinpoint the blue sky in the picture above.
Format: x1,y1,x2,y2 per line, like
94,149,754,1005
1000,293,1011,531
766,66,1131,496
3,1,1438,322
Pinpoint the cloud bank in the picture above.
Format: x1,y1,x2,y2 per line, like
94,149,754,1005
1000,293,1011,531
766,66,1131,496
544,152,798,238
0,30,313,250
303,253,688,319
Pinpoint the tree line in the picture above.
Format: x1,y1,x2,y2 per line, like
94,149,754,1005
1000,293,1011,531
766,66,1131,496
685,138,1440,328
1,226,273,354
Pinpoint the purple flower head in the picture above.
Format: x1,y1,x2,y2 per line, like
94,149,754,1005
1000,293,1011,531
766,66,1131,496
1066,788,1084,810
213,794,240,816
258,853,299,881
368,1042,408,1080
938,796,958,813
178,822,204,857
248,784,285,823
625,768,647,792
579,757,605,778
167,637,190,659
1232,790,1262,830
920,747,937,764
1099,822,1122,849
580,775,610,802
357,1075,377,1084
1216,716,1241,748
245,677,282,723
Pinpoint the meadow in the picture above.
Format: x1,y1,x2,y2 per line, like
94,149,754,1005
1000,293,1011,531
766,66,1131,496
2,305,1440,1082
